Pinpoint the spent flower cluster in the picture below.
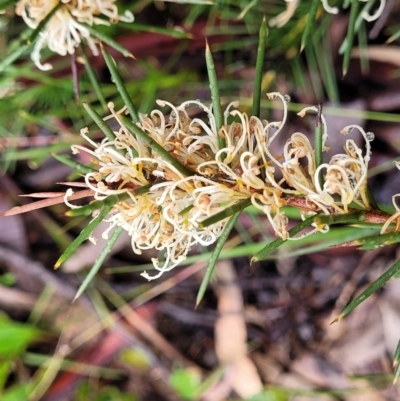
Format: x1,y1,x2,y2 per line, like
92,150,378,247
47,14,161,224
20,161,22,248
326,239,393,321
69,93,381,279
14,0,133,70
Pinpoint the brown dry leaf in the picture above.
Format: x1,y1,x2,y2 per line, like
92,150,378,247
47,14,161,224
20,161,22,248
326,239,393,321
0,189,94,217
214,260,262,399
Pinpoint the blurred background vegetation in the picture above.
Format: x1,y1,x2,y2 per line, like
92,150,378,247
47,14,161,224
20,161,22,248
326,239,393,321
1,0,400,400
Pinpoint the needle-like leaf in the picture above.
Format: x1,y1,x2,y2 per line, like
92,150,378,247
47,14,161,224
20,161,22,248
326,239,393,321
252,16,267,118
54,197,117,269
101,45,140,123
300,0,320,52
332,258,400,324
83,102,115,141
83,24,135,59
73,226,123,302
198,198,252,228
342,0,359,76
205,40,225,150
196,211,241,308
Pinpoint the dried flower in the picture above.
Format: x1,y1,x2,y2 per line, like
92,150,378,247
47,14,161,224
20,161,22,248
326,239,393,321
15,0,134,70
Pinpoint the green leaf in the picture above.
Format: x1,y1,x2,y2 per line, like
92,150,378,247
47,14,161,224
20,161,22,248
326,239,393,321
55,197,117,268
251,214,318,263
81,46,107,110
196,211,241,307
73,226,123,301
169,368,201,400
252,16,267,118
332,258,400,323
300,0,320,52
83,24,135,59
52,153,96,175
101,46,140,123
342,0,360,76
198,198,252,229
341,231,400,250
205,41,225,150
83,102,115,141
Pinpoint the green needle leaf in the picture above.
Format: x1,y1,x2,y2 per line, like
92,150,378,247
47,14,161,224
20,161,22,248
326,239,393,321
73,225,123,302
252,16,267,118
252,214,318,263
83,102,115,141
83,24,135,59
340,231,400,250
120,116,194,177
196,211,241,308
332,258,400,324
300,0,320,52
101,46,140,123
55,197,117,269
198,198,252,228
205,40,225,150
81,46,107,110
313,211,366,226
52,153,96,175
342,0,360,76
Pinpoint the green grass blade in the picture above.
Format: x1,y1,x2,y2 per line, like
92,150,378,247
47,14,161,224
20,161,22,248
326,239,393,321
198,198,252,228
252,16,267,118
196,211,241,307
81,47,107,110
101,46,140,123
205,41,225,150
83,102,115,141
300,0,320,52
251,215,318,263
52,153,96,175
73,225,123,302
83,24,134,59
332,259,400,323
342,0,360,76
120,116,194,177
54,198,116,268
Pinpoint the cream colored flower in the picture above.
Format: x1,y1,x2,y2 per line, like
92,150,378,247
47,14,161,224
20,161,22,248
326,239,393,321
16,0,133,70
